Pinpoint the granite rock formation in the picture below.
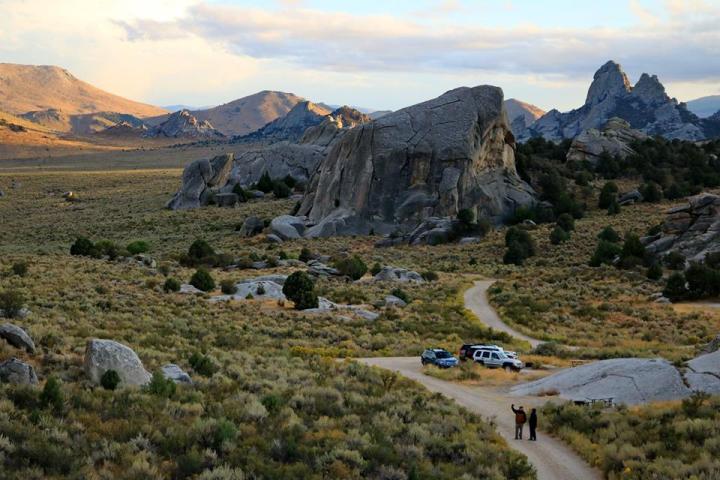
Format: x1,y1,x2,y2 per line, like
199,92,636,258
566,118,647,165
166,154,234,210
296,85,535,237
146,109,224,139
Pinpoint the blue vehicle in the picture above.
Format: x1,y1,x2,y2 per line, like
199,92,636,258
421,348,459,368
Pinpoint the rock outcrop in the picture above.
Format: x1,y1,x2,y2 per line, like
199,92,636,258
166,154,234,210
296,85,535,237
374,266,424,283
0,358,38,385
511,358,690,405
84,339,152,387
146,110,224,139
0,323,35,353
685,350,720,394
161,364,192,384
520,61,720,142
238,101,332,143
644,193,720,263
566,118,647,165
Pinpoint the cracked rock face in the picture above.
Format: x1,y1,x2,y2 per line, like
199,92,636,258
297,85,535,237
644,193,720,263
511,358,691,405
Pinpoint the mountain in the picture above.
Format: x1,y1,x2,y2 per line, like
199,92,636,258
0,63,166,117
686,95,720,118
188,91,305,137
162,104,215,112
145,110,224,139
237,101,332,143
504,99,545,136
519,61,720,142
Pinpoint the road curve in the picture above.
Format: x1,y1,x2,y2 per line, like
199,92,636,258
359,357,601,480
464,280,543,348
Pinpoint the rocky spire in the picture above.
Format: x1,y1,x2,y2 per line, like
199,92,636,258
632,73,670,105
585,60,632,106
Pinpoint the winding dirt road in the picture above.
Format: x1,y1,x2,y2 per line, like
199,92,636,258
464,280,542,348
356,279,601,480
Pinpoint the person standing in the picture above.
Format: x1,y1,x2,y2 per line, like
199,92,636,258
529,408,538,441
511,404,526,439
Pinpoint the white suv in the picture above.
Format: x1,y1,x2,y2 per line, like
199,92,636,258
472,348,523,371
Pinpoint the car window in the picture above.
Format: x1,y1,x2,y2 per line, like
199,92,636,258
492,353,499,360
435,351,452,359
482,351,490,358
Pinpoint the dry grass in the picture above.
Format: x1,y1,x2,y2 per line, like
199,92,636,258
422,362,549,387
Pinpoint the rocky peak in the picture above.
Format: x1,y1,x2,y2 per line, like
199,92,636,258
328,106,371,129
237,101,331,143
585,60,632,106
146,109,224,139
632,73,670,105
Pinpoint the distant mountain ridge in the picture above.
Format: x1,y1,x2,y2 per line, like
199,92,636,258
686,95,720,118
519,61,720,142
0,63,166,117
504,99,545,137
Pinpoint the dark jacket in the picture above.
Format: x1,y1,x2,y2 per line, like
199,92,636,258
529,410,537,428
511,406,527,425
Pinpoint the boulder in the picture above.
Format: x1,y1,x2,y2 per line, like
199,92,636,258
511,358,691,405
180,284,204,294
239,274,288,285
0,358,38,385
167,154,234,210
307,260,340,277
214,192,238,207
374,266,424,283
297,85,535,236
384,295,407,308
645,193,720,262
266,234,283,244
459,237,481,245
701,334,720,354
238,216,265,237
685,350,720,394
304,297,379,320
270,215,306,240
618,189,643,206
161,364,192,384
84,339,152,387
0,323,35,353
211,280,286,302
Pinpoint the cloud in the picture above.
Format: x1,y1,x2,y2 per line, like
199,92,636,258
116,2,720,83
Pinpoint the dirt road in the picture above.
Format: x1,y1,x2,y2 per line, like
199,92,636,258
464,280,543,348
359,357,601,480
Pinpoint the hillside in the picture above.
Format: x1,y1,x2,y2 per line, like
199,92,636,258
504,98,545,136
687,95,720,118
0,63,167,117
189,91,305,136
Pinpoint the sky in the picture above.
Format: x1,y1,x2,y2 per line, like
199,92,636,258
0,0,719,112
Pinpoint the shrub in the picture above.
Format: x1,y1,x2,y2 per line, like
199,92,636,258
334,255,368,280
421,271,439,282
664,272,688,301
664,251,686,270
282,271,318,310
40,376,63,411
163,277,181,293
70,237,97,257
272,180,291,199
607,199,621,215
589,240,622,267
503,227,536,265
685,263,720,299
299,247,313,263
126,240,149,255
188,239,215,262
598,182,618,209
100,370,121,390
190,268,215,292
0,289,24,318
457,208,475,225
574,171,593,186
189,352,218,376
390,288,409,303
640,182,663,203
232,183,248,202
256,172,275,193
220,279,237,295
147,371,176,398
283,175,297,189
94,240,119,260
646,262,663,280
621,233,646,260
550,226,570,245
370,262,382,276
556,213,575,232
12,261,28,276
598,226,620,243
